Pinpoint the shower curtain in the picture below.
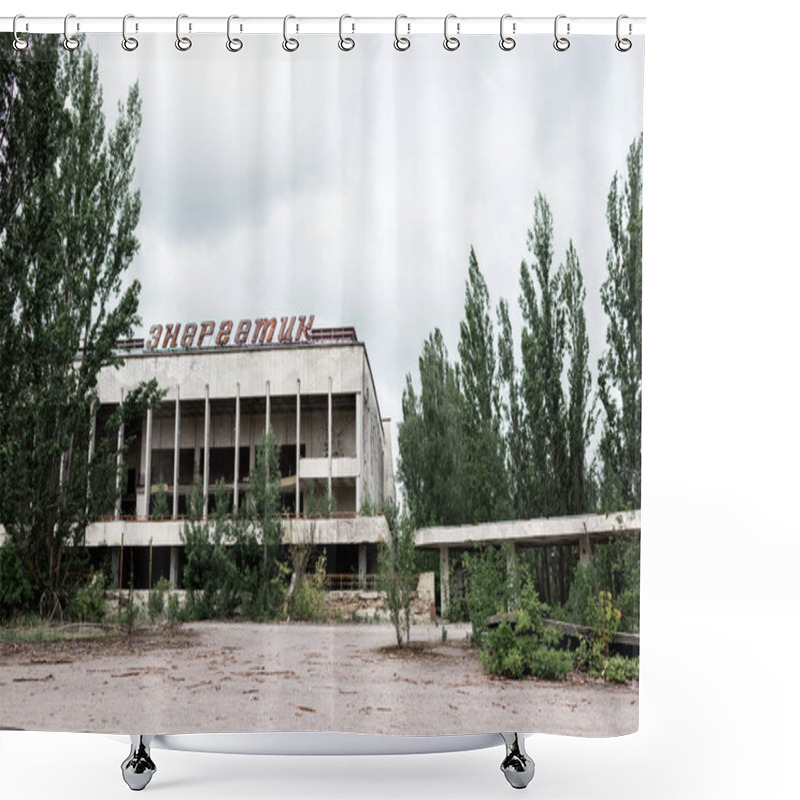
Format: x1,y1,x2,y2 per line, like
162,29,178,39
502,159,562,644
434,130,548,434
0,19,644,741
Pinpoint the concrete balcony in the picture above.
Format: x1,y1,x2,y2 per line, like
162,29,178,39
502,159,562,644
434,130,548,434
80,513,388,548
298,456,358,480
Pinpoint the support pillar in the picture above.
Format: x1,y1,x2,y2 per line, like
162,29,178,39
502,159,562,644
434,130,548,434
233,382,241,513
355,390,363,511
295,379,301,515
358,543,367,589
203,385,210,518
265,380,271,435
440,545,450,617
172,387,181,519
143,408,153,520
169,546,179,589
115,389,124,520
578,534,593,567
327,376,333,493
111,548,121,589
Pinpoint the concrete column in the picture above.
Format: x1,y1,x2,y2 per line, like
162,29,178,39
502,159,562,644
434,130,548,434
579,534,593,567
440,546,450,617
143,408,153,520
88,402,97,463
203,385,210,518
233,382,241,513
506,541,518,576
358,543,367,588
169,546,180,589
172,387,181,519
327,377,333,492
295,379,301,515
111,548,121,589
115,389,124,520
355,391,363,511
265,380,271,435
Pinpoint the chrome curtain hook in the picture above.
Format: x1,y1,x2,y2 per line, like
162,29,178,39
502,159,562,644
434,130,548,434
283,15,299,52
63,13,80,51
226,15,243,52
394,14,410,51
12,14,28,50
338,14,355,51
443,13,460,51
175,13,192,51
499,13,516,51
122,14,139,51
615,14,632,51
553,14,570,51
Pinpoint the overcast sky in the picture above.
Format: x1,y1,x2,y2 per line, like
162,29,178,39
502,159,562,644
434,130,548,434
93,32,644,468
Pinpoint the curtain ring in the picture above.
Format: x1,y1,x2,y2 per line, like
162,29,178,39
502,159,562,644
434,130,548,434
283,15,299,52
226,15,243,52
394,14,410,51
338,14,355,51
553,14,570,51
122,14,139,51
443,14,460,51
175,14,192,51
63,13,80,51
499,14,516,51
12,15,28,51
615,15,632,52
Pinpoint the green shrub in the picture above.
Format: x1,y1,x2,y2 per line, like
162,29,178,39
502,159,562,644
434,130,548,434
148,577,171,622
464,545,515,648
167,592,182,622
528,646,574,680
288,553,328,622
603,654,639,683
67,571,106,623
0,539,36,622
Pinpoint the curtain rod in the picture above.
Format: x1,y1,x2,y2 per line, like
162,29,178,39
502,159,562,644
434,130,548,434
1,16,645,37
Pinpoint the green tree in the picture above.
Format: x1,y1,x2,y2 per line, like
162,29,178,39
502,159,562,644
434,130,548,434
458,248,511,522
0,36,160,617
243,429,287,618
378,501,418,648
151,476,170,521
497,298,530,518
597,135,643,509
519,193,568,518
561,241,594,514
397,329,467,527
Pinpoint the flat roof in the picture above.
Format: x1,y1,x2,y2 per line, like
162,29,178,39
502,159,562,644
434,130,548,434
415,510,641,549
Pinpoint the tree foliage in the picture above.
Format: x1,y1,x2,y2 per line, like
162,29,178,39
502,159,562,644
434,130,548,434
597,134,643,509
0,36,160,617
458,249,511,522
378,501,418,648
397,329,467,527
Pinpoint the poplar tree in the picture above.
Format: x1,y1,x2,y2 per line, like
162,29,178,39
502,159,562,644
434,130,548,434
458,248,510,522
0,36,158,617
519,193,568,517
397,330,467,527
561,241,594,514
497,298,529,517
597,135,643,509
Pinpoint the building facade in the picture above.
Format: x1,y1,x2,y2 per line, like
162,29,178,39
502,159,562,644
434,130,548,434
83,322,395,590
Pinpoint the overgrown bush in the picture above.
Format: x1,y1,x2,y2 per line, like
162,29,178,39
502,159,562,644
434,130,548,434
66,571,106,623
463,544,515,648
480,576,572,680
0,539,36,622
288,553,328,621
148,577,171,622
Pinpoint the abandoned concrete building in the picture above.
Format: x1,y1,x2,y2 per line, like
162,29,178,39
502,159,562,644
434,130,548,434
80,318,396,591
